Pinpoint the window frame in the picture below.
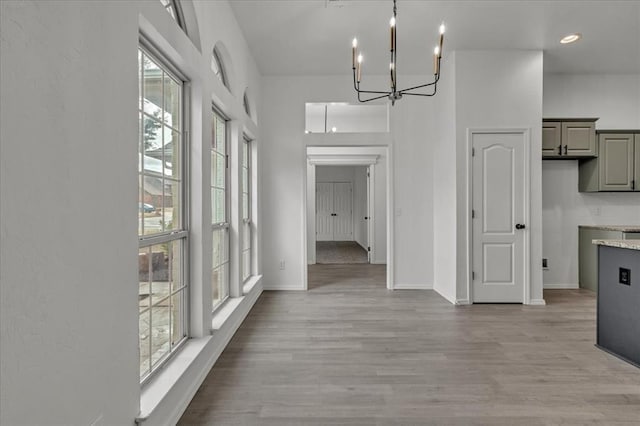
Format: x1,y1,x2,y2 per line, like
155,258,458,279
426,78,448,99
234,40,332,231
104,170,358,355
159,0,185,30
211,47,229,91
211,105,230,311
241,136,253,282
138,41,191,385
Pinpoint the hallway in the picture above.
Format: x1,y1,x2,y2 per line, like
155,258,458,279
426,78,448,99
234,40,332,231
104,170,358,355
179,266,640,425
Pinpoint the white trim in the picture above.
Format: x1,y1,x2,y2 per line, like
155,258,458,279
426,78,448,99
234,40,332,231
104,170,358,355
467,128,531,305
543,283,579,289
307,154,379,166
528,299,547,306
394,283,433,290
456,299,471,305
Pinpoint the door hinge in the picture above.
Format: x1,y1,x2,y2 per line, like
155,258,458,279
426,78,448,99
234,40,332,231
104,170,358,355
472,148,475,156
472,209,475,219
472,271,476,280
225,154,229,169
367,247,371,252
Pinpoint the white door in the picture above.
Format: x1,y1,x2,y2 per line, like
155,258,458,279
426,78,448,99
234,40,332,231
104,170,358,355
472,132,526,303
316,182,333,241
333,182,353,241
366,168,371,263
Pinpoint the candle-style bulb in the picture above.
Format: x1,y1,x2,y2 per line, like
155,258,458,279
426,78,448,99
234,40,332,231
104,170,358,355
434,46,440,56
390,16,396,27
357,54,363,64
439,23,446,34
352,38,358,48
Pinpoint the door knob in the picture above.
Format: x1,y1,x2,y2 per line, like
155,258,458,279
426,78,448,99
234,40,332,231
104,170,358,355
515,223,526,230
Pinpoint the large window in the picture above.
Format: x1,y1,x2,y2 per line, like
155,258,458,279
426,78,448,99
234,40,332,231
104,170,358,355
211,109,229,310
241,137,252,281
138,46,188,382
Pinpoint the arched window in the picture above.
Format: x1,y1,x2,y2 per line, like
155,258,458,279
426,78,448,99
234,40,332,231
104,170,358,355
211,47,229,90
159,0,184,29
243,92,251,117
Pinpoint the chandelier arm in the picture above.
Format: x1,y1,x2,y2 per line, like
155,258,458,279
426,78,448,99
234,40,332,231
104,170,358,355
358,93,391,103
358,89,394,95
400,91,437,97
398,74,440,94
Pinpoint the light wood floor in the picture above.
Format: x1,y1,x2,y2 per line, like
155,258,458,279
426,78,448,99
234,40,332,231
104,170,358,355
179,264,640,425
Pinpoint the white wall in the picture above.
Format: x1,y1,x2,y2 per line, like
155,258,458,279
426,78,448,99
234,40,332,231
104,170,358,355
433,50,544,304
433,52,458,303
0,1,261,425
542,73,640,288
457,50,544,304
544,74,640,129
261,74,436,290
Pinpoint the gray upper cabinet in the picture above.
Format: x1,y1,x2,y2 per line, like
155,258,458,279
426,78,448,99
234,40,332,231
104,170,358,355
542,122,561,157
542,119,597,158
579,132,640,192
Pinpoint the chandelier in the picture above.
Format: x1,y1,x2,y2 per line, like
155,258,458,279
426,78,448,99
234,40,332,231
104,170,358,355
351,0,445,105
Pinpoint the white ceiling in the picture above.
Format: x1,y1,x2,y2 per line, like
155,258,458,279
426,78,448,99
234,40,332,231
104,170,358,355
229,0,640,76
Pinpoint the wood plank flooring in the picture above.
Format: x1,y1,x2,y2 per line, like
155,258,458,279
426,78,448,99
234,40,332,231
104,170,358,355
179,264,640,425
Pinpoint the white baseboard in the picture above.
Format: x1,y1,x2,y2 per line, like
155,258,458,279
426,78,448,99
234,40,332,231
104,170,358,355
394,283,433,290
433,288,457,304
455,299,471,305
263,283,305,291
528,298,547,306
543,283,579,289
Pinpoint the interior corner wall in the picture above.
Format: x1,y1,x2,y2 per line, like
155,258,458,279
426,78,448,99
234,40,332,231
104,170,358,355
433,52,458,303
454,50,544,304
541,73,640,288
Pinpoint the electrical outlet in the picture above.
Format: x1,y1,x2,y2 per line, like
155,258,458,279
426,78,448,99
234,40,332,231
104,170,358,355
619,267,631,286
542,258,549,269
279,260,285,270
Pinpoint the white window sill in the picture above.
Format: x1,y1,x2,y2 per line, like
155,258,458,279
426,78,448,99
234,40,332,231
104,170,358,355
137,276,263,424
242,274,262,295
137,336,212,423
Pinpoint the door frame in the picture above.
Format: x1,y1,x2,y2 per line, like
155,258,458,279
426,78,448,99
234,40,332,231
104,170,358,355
467,128,531,304
304,146,392,290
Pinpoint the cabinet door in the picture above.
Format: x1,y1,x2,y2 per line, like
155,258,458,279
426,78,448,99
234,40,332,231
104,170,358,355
635,134,640,191
562,121,596,156
598,133,634,191
542,122,561,157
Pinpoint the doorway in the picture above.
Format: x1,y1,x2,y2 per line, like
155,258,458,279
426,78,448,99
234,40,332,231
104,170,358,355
315,166,370,264
470,130,530,303
304,146,392,290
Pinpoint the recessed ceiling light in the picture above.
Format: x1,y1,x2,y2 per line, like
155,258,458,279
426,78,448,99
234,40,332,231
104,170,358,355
560,33,582,44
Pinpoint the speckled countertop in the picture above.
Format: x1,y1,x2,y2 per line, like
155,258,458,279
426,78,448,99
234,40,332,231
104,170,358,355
580,225,640,232
592,239,640,251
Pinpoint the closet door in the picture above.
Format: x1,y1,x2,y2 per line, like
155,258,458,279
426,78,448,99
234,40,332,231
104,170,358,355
333,182,353,241
316,182,334,241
